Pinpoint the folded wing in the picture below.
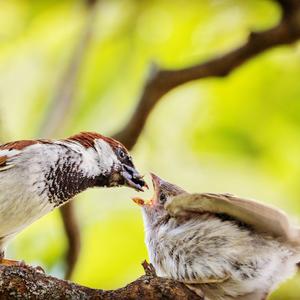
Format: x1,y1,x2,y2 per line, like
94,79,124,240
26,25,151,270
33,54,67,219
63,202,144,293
0,155,15,172
165,192,300,245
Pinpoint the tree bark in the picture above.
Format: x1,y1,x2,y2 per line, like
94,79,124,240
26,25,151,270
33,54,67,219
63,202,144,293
0,265,201,300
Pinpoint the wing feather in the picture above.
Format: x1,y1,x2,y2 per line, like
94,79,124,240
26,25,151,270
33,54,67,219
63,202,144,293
0,155,7,166
0,155,15,171
165,192,300,244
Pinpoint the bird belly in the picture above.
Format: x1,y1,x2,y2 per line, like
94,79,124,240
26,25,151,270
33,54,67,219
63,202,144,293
0,177,53,242
146,216,300,300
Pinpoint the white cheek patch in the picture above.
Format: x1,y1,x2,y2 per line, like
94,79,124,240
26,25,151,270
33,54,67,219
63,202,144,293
94,139,119,171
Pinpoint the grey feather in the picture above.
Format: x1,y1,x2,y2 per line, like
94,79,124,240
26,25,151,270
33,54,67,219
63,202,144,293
165,192,300,245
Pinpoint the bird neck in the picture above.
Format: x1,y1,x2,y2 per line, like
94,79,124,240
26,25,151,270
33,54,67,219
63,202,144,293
43,143,110,207
142,206,170,231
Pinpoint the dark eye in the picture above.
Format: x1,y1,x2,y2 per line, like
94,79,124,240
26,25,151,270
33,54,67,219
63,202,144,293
117,148,126,160
159,193,167,204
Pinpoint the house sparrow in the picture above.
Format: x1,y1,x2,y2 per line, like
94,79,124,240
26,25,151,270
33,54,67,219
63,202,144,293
133,173,300,300
0,131,146,265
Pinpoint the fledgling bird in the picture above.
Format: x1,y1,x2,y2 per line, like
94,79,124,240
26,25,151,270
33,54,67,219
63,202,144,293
133,174,300,300
0,132,146,265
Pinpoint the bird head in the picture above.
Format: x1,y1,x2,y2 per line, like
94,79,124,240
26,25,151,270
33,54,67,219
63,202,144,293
67,132,147,191
132,173,185,209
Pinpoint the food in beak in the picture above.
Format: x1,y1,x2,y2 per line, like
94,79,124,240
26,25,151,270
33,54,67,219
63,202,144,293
132,197,152,206
122,165,148,191
132,173,160,206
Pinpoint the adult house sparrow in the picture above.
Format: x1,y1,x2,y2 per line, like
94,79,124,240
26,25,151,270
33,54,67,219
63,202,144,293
133,174,300,300
0,132,146,266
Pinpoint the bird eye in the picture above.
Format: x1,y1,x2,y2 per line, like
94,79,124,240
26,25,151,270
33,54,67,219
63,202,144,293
118,148,126,160
159,193,167,204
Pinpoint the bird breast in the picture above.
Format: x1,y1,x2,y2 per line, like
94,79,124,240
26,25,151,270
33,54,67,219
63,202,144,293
0,142,98,242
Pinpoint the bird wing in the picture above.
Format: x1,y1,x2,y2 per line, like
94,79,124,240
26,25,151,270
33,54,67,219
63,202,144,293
0,140,40,172
165,192,300,244
180,274,230,285
0,155,15,172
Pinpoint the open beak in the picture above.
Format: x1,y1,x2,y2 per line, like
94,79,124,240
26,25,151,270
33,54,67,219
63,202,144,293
121,165,148,192
132,172,162,206
149,172,163,190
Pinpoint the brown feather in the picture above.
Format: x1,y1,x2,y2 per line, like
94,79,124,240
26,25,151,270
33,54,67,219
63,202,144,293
0,139,51,151
0,155,7,167
67,132,125,150
0,155,14,171
0,132,124,152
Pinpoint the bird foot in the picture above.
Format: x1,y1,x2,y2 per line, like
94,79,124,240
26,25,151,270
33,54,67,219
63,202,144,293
142,260,157,276
0,258,45,273
33,265,45,274
0,258,25,267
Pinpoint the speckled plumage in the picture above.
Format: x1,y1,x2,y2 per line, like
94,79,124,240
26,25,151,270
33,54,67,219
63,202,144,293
138,174,300,300
0,132,145,252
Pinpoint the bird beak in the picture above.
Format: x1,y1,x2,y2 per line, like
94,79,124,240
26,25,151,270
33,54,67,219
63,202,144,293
132,172,162,206
132,197,152,206
121,165,148,192
150,172,164,203
150,172,163,190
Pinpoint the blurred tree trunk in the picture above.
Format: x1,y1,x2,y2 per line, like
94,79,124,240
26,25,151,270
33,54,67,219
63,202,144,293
37,0,99,279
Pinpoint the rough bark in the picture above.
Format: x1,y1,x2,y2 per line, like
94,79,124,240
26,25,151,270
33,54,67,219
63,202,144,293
0,265,201,300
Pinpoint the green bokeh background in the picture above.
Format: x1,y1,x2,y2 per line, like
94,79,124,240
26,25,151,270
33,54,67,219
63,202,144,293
1,0,300,298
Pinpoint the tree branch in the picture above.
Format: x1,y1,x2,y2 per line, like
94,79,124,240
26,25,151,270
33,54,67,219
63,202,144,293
113,0,300,149
0,265,201,300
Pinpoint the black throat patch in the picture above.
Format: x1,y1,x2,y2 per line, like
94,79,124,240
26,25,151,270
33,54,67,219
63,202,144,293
43,151,109,207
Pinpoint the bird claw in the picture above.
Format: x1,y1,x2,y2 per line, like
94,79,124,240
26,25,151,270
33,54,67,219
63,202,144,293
0,258,25,267
142,260,157,276
33,265,45,274
0,258,45,274
20,262,45,274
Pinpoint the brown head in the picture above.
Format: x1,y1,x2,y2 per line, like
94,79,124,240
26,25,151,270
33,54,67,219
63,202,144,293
0,132,147,192
65,132,147,191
